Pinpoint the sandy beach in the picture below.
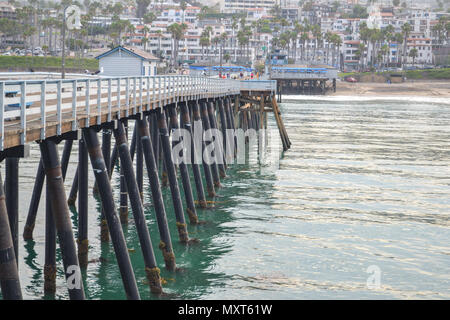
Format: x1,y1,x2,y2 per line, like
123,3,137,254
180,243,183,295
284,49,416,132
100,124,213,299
333,80,450,97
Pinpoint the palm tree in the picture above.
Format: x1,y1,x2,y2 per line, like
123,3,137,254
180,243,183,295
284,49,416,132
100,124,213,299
368,29,382,69
219,32,228,67
332,34,342,70
42,44,49,63
300,32,309,61
324,31,333,65
136,0,151,24
237,30,249,61
212,35,220,61
380,44,389,69
167,22,187,67
280,31,291,59
270,4,281,19
409,48,418,66
359,22,371,69
310,24,321,60
180,0,187,24
393,32,404,68
432,17,448,49
224,53,231,64
358,42,366,71
142,25,150,51
201,26,213,62
293,23,304,62
383,24,395,66
199,34,210,61
110,19,132,46
143,12,156,25
290,30,298,61
155,29,163,57
231,16,238,62
401,22,412,69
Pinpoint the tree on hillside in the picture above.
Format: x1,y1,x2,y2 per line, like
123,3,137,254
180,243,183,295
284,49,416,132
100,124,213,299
142,25,150,51
393,32,404,67
143,12,156,25
110,19,133,46
409,48,418,66
357,42,366,71
401,22,412,69
349,5,369,18
224,52,230,63
219,32,228,67
180,1,187,23
136,0,151,22
199,33,210,58
167,22,187,67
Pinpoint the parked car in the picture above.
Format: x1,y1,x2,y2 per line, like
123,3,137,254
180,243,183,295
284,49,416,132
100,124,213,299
345,76,357,83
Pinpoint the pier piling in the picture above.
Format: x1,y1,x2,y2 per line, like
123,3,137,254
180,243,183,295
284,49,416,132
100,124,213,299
200,101,221,188
5,157,19,265
0,171,22,300
119,120,129,225
208,101,227,177
180,102,207,208
77,136,89,268
39,138,85,300
191,101,216,197
23,159,45,240
114,120,162,293
168,104,199,224
83,127,140,300
137,116,176,271
157,109,190,243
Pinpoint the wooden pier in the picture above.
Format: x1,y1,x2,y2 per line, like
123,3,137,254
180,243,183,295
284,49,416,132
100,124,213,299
0,75,290,300
270,67,338,98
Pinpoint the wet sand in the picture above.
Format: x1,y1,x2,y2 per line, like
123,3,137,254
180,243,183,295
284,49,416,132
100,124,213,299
333,80,450,97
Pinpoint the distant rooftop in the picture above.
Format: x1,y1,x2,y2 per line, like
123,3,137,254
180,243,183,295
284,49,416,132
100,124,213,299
95,46,159,61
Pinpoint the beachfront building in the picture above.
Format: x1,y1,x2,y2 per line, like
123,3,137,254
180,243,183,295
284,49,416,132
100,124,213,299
407,8,437,38
221,0,277,13
96,46,159,77
300,3,334,25
0,1,19,48
343,40,362,71
0,1,15,20
405,37,433,66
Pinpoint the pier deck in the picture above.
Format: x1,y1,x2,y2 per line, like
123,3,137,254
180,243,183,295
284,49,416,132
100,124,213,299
0,76,240,151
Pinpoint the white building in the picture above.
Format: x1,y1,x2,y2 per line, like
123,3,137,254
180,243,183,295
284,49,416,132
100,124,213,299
406,37,433,65
222,0,277,13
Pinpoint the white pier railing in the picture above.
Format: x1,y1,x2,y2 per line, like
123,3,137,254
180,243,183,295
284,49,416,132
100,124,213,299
240,80,277,93
0,75,241,151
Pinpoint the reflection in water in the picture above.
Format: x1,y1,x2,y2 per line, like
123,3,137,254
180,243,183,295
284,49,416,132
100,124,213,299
8,97,450,299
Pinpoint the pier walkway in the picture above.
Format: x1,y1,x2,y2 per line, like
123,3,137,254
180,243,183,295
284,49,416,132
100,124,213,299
0,75,289,300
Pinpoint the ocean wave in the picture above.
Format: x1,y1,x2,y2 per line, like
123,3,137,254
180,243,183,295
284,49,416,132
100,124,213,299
282,95,450,105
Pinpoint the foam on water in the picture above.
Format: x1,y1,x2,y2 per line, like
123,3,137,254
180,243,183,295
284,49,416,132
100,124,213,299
284,95,450,105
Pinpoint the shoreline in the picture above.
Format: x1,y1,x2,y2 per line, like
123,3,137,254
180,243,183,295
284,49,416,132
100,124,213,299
331,80,450,97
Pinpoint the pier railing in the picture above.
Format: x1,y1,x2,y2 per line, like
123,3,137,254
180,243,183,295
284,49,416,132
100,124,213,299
0,75,241,151
271,68,338,79
240,80,277,94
